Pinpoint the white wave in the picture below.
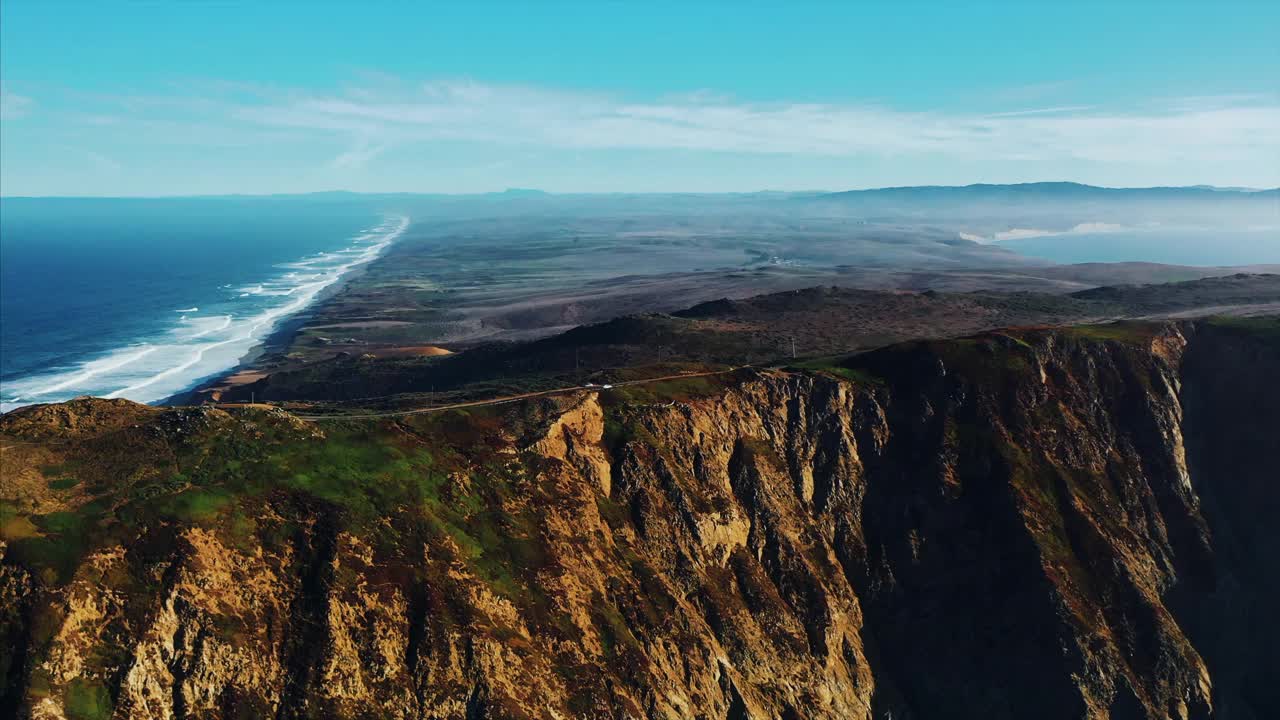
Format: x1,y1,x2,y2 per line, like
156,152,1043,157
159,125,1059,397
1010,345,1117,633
175,307,199,312
182,314,233,339
2,214,410,410
1,345,158,409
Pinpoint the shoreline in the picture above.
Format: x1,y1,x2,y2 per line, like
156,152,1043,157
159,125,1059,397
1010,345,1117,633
161,216,408,406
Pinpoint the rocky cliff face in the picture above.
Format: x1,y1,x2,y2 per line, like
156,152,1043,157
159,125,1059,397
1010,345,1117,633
1,318,1277,719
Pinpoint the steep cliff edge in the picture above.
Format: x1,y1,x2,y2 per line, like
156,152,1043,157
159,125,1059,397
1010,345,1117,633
1,318,1277,719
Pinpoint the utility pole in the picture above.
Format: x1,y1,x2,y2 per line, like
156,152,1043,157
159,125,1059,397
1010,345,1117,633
790,336,796,359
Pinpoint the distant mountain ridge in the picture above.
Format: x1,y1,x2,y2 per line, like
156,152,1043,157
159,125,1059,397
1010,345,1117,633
817,181,1280,200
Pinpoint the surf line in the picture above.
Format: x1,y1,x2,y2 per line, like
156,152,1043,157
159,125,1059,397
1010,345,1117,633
21,346,159,399
104,214,410,401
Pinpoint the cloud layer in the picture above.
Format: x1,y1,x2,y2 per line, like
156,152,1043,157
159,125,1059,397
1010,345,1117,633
231,81,1280,174
4,78,1279,193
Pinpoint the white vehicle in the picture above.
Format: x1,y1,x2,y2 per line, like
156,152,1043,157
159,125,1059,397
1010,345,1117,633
601,384,614,389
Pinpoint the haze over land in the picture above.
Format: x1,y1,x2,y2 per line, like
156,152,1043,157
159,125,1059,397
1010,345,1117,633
3,184,1277,410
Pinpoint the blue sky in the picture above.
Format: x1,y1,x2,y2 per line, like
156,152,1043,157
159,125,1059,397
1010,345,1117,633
2,1,1278,195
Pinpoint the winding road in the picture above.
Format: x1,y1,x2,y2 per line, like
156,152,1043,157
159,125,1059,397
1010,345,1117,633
266,368,742,421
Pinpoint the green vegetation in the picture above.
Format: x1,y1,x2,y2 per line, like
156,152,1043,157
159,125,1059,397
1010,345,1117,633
591,591,642,657
273,439,435,522
0,501,41,541
595,494,630,529
9,501,110,584
1063,321,1160,344
738,437,783,470
154,486,237,524
930,336,1036,384
65,678,111,720
788,356,884,385
601,414,633,453
598,373,732,406
1204,315,1280,340
991,331,1034,350
2,404,571,628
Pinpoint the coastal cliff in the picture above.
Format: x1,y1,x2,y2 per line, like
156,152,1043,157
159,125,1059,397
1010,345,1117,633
2,318,1277,719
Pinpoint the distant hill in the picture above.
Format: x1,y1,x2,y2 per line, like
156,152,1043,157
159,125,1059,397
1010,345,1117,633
817,181,1279,200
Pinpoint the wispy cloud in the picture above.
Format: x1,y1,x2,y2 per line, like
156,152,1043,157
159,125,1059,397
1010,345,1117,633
10,77,1280,190
983,106,1095,118
82,149,122,172
0,88,34,120
215,80,1280,174
330,138,387,170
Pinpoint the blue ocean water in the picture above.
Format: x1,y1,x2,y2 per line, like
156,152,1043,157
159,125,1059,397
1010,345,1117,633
999,227,1280,266
1,197,408,411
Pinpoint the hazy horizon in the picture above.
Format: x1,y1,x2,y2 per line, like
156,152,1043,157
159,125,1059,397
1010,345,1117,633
2,181,1277,201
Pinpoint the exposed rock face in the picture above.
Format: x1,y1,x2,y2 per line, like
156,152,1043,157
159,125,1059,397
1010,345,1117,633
1,320,1277,719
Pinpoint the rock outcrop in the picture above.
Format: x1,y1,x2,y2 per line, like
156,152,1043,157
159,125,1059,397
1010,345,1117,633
1,318,1277,719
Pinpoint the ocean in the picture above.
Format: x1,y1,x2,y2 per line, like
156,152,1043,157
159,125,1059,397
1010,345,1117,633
1,197,407,411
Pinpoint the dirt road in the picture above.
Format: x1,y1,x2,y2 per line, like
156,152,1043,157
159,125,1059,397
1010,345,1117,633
272,369,739,421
